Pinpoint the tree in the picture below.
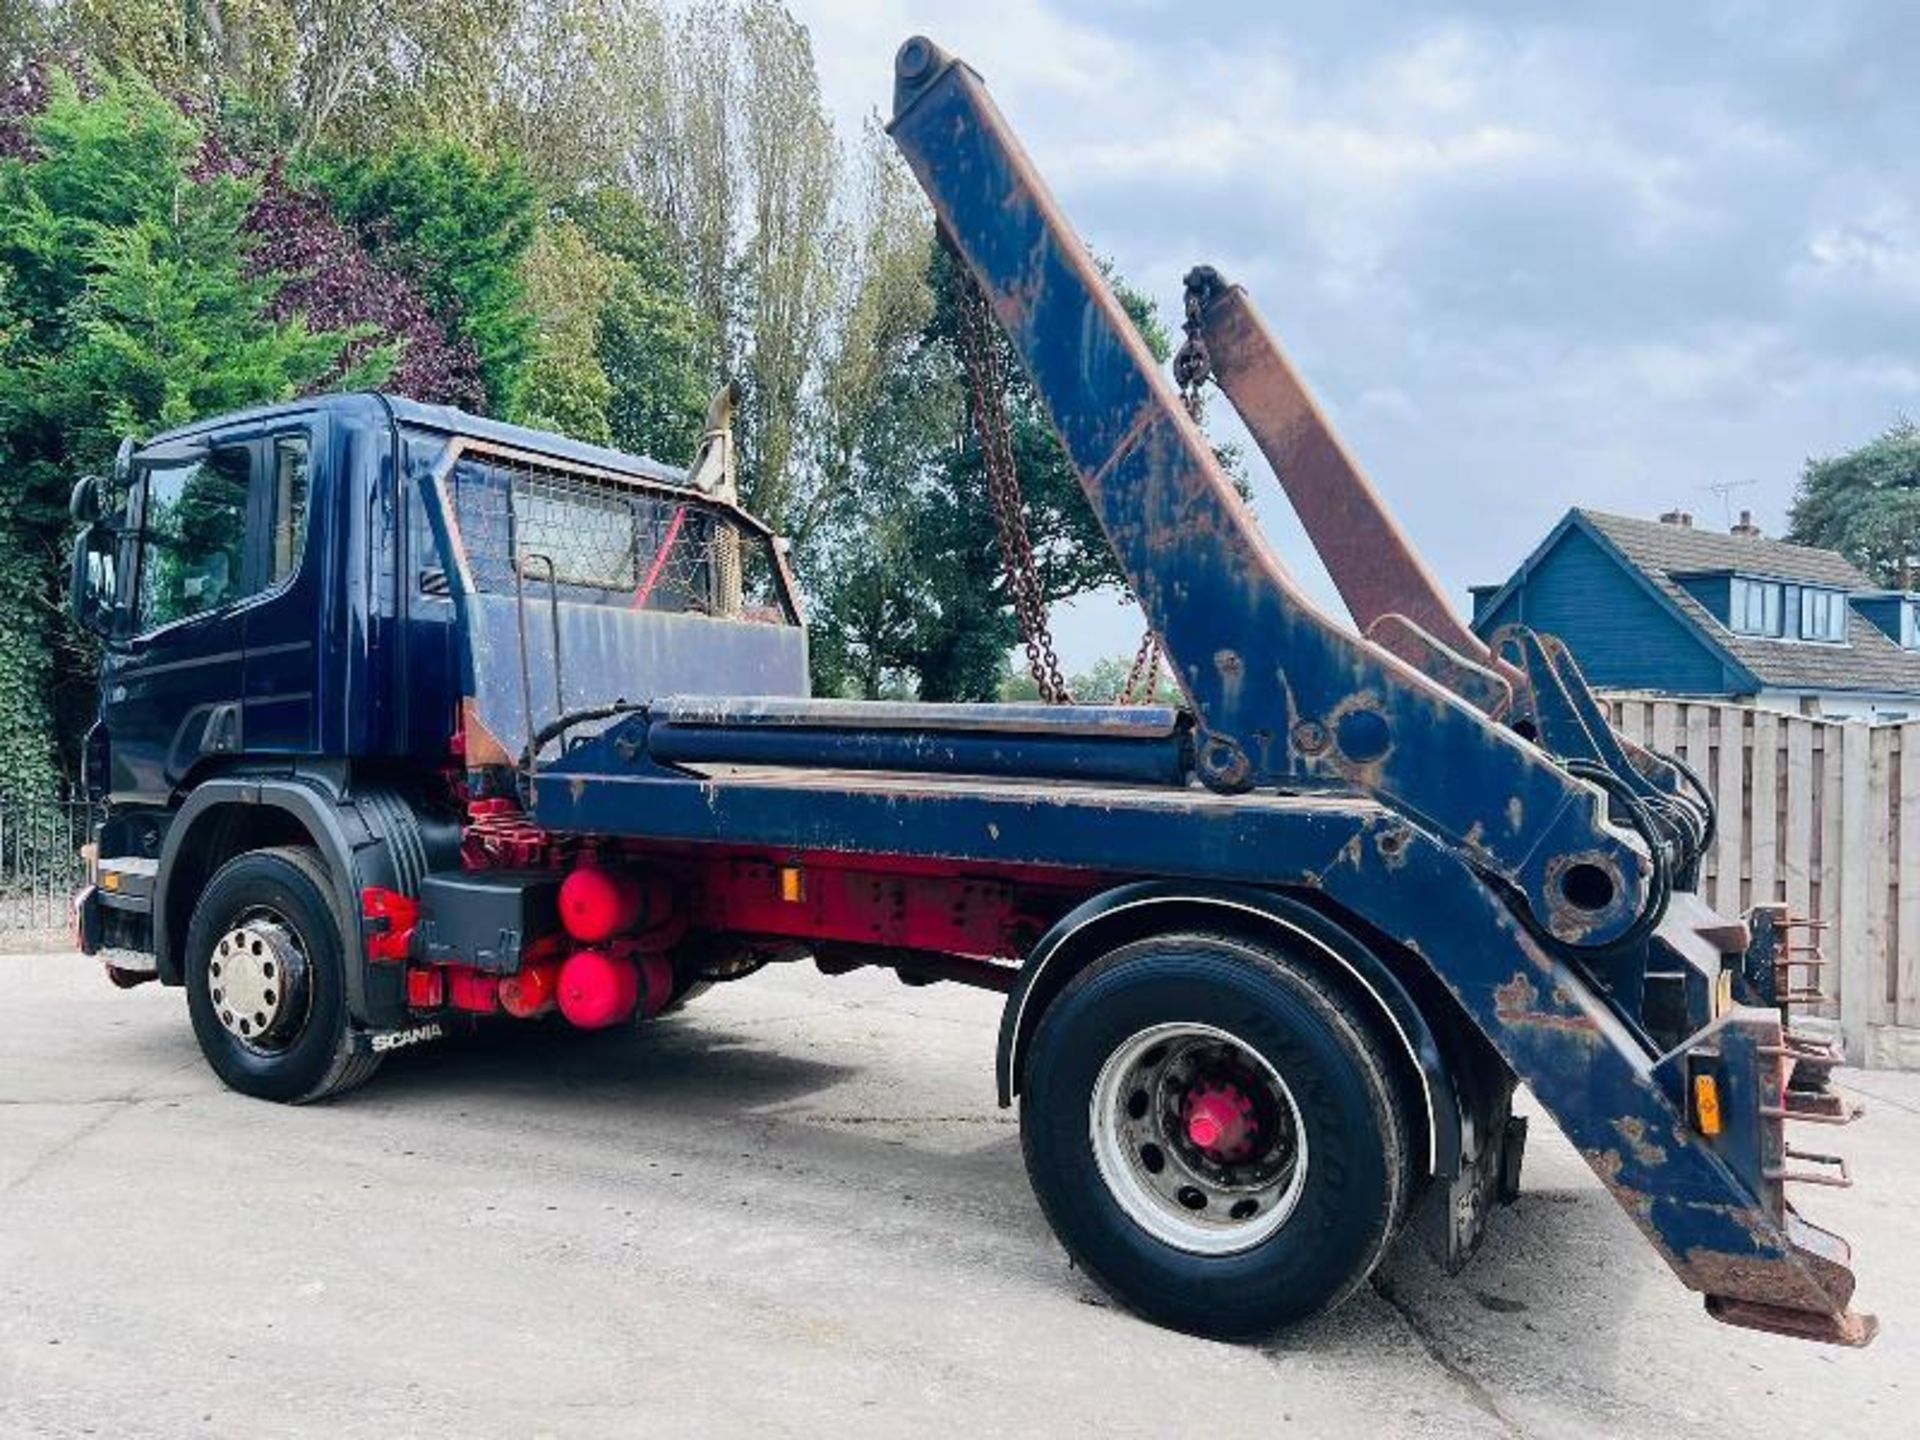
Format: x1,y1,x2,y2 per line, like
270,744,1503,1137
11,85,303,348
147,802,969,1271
279,0,509,158
807,241,1185,702
1002,652,1182,706
481,0,661,195
805,120,934,540
245,165,483,407
515,219,617,443
1,2,48,92
623,0,842,529
307,137,539,414
566,186,710,465
1789,420,1920,589
0,70,367,786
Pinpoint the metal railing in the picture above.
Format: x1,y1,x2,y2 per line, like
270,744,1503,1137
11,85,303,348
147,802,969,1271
0,796,95,937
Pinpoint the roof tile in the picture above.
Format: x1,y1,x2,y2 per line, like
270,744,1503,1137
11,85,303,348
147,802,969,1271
1578,510,1920,695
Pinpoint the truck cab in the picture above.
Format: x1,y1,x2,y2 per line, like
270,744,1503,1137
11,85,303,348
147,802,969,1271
89,404,339,806
70,390,804,970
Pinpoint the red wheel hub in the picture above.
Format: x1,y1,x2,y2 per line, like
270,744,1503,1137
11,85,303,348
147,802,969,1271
1184,1082,1258,1161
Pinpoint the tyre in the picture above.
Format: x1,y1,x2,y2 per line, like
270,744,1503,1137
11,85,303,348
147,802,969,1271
183,846,382,1104
1020,929,1412,1340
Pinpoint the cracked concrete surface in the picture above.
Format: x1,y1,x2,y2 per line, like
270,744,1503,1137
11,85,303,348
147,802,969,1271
1,950,1912,1438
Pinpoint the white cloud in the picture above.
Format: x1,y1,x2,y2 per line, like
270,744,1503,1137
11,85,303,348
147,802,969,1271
785,0,1920,667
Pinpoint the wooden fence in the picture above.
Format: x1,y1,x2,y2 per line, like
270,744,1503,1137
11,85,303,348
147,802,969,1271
1604,694,1919,1068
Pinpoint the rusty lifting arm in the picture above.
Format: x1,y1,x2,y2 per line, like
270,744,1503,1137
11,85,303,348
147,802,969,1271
886,39,1870,1345
886,37,1656,954
1177,267,1714,888
1174,265,1522,715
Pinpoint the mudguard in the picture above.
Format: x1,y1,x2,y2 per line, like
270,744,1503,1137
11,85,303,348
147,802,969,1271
1002,880,1464,1178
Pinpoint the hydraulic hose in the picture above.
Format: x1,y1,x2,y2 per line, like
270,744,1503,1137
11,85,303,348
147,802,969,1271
1560,757,1674,961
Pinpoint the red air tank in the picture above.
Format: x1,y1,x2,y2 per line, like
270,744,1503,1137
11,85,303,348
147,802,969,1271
553,948,677,1028
558,865,645,943
557,948,640,1029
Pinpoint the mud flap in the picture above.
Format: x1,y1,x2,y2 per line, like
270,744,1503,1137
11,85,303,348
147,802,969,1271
1416,1069,1522,1274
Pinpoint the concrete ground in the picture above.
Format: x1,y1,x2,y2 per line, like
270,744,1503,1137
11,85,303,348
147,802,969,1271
1,950,1912,1439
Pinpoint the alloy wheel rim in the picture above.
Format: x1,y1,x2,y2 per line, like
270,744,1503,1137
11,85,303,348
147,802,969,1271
208,909,311,1054
1089,1021,1308,1255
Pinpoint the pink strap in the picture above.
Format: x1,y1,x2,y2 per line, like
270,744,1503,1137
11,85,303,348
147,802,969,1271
629,506,688,610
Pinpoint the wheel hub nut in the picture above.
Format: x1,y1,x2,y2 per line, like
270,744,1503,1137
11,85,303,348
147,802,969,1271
1185,1084,1258,1160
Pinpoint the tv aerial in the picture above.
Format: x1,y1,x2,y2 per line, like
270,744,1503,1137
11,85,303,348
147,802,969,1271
1700,478,1757,527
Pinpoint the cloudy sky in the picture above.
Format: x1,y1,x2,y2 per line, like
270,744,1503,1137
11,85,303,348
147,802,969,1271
788,0,1920,668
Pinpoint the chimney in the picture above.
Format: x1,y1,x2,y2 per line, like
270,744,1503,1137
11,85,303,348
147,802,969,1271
1659,509,1693,528
1730,509,1762,538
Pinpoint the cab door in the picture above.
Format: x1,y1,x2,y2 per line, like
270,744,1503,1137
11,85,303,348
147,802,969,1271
102,413,325,803
102,437,258,803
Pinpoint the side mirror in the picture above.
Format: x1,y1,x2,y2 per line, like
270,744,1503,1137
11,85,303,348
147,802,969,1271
70,474,102,524
68,523,118,638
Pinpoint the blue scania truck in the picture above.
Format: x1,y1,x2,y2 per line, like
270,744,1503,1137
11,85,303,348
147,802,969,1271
66,37,1870,1346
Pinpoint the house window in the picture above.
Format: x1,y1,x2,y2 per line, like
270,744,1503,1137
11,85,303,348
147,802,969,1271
1799,587,1847,643
1903,600,1919,650
1727,578,1850,642
1729,578,1783,636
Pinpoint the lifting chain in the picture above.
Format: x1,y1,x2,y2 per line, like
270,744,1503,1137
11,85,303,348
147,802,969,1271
957,271,1181,708
958,275,1074,705
1119,623,1162,705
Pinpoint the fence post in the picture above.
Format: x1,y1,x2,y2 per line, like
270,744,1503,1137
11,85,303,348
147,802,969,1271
1900,722,1920,1031
1838,721,1874,1065
1714,704,1745,915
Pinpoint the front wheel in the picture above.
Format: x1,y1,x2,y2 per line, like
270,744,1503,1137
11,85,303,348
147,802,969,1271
183,846,382,1104
1020,930,1413,1340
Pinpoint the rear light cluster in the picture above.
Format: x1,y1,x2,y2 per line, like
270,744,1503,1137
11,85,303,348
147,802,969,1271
372,860,683,1031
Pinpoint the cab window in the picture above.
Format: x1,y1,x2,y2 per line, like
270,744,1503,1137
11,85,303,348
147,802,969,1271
268,435,310,587
134,448,253,631
129,428,314,635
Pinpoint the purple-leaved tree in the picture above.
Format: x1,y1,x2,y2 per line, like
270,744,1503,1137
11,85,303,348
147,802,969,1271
0,64,48,161
244,166,487,408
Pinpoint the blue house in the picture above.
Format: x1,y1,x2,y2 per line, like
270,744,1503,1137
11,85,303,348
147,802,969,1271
1471,508,1920,721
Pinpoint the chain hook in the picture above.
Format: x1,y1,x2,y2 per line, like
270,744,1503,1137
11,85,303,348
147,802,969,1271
1173,269,1218,423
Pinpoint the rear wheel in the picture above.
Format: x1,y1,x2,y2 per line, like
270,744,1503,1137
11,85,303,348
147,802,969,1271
1020,930,1412,1340
184,847,382,1104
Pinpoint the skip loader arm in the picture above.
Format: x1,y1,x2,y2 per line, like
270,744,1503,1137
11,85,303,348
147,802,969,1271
887,35,1871,1346
1181,268,1715,882
886,37,1652,956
